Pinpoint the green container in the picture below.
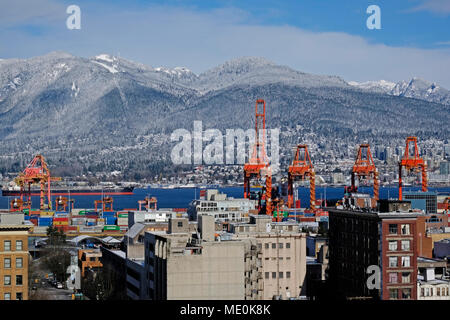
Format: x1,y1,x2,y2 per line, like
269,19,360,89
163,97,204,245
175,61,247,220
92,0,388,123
23,209,30,215
118,214,128,218
103,225,120,231
79,210,88,215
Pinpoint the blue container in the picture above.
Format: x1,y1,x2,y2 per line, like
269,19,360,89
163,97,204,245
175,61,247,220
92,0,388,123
102,211,115,216
305,213,315,217
105,217,117,225
86,222,95,226
38,217,53,227
24,216,30,220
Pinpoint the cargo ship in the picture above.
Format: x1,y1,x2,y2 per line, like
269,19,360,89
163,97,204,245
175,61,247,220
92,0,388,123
1,185,134,197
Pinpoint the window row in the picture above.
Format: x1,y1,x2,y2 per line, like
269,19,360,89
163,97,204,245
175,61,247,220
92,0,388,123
388,240,410,251
2,258,24,269
3,275,23,286
389,288,411,300
420,287,450,297
388,272,411,284
2,240,23,251
388,224,410,235
264,257,291,261
264,243,291,249
265,272,291,279
388,256,410,268
3,292,22,300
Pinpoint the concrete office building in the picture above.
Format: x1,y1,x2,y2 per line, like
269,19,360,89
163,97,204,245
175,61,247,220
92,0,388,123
328,206,424,300
229,215,307,300
143,216,247,300
0,225,32,300
187,189,257,226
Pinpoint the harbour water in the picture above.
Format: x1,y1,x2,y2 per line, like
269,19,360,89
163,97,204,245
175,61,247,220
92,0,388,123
1,186,449,211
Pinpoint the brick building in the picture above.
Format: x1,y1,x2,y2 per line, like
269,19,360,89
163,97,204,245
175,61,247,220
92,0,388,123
328,208,426,300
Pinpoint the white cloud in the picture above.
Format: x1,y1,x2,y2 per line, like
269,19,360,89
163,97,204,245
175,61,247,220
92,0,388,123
1,3,450,88
409,0,450,15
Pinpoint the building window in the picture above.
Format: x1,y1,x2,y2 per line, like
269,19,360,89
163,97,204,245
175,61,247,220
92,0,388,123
437,288,441,296
286,257,291,260
16,292,23,300
272,243,276,249
388,273,397,283
16,275,23,286
401,288,411,299
4,275,11,286
4,240,11,251
286,243,291,249
389,289,398,299
401,240,410,251
16,240,23,251
4,293,11,300
389,257,398,267
279,243,283,249
265,243,269,249
389,224,397,234
402,272,410,284
279,272,283,279
401,224,410,235
177,222,183,227
16,258,23,268
4,258,11,269
272,272,276,279
421,288,425,297
388,241,397,251
286,272,291,279
401,256,410,267
265,272,269,279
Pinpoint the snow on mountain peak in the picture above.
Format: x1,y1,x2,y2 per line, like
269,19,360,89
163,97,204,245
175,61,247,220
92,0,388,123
95,54,115,63
348,80,396,92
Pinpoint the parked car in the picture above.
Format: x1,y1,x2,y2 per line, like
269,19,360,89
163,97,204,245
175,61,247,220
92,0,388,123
56,282,63,289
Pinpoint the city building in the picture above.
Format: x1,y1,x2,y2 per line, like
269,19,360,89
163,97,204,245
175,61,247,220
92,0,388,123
305,244,329,299
434,239,450,259
78,249,103,277
0,225,32,300
403,191,437,214
417,257,450,300
187,189,257,227
143,216,248,300
306,235,327,258
229,215,307,299
328,206,425,300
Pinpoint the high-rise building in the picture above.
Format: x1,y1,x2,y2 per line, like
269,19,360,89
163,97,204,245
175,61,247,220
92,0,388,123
143,216,249,300
328,207,424,300
229,215,307,300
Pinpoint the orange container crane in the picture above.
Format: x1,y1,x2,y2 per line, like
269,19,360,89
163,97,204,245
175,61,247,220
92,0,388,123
138,196,158,211
287,144,316,211
55,196,74,212
348,144,379,207
14,154,61,211
95,196,114,212
398,137,427,201
243,99,273,216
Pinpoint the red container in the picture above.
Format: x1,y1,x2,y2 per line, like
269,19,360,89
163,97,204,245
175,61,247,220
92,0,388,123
53,217,69,222
295,200,301,208
300,217,316,222
30,219,38,226
173,208,187,212
85,215,99,219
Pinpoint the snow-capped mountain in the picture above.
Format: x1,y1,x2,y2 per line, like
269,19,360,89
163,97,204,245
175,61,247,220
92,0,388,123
0,52,448,176
348,77,450,105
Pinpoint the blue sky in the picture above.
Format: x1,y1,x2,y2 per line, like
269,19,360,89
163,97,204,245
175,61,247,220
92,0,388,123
1,0,450,86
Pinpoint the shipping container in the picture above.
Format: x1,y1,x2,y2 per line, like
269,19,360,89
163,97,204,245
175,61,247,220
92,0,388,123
24,215,30,220
53,217,69,221
103,225,120,231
